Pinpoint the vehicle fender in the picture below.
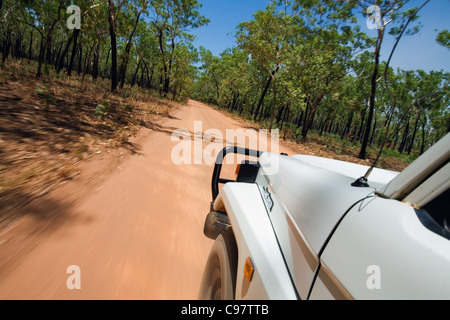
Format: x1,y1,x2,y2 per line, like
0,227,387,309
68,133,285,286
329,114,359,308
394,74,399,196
214,183,297,300
316,196,450,300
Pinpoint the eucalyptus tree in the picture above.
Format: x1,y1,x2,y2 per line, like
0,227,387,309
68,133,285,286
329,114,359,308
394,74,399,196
284,0,367,138
1,0,22,64
349,0,431,159
150,0,208,97
215,47,250,112
5,0,69,77
132,21,160,89
407,70,449,153
236,2,293,130
169,42,198,101
107,0,126,92
55,1,100,75
368,66,449,159
196,46,224,104
118,0,150,89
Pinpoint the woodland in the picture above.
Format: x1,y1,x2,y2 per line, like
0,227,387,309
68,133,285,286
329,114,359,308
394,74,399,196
0,0,449,162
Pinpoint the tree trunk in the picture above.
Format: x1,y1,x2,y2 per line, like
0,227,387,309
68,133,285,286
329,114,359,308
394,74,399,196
77,45,83,75
276,106,285,124
103,47,111,78
213,75,220,101
359,29,384,159
82,43,95,81
56,31,76,73
28,29,34,60
254,76,272,121
164,37,176,96
420,119,427,154
407,112,420,155
54,42,63,70
258,101,266,123
157,28,169,97
36,1,63,78
398,121,410,154
353,107,367,142
131,59,141,88
119,8,145,89
67,29,80,76
92,43,100,81
254,66,279,121
302,92,325,139
269,76,277,131
108,0,118,92
36,35,46,77
341,111,354,139
2,27,11,64
280,104,290,138
147,66,153,89
296,111,304,129
369,114,378,146
45,35,53,65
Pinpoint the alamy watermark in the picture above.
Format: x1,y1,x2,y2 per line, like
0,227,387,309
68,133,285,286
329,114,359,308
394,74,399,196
170,121,280,174
66,5,81,30
366,265,381,290
66,265,81,290
366,5,387,30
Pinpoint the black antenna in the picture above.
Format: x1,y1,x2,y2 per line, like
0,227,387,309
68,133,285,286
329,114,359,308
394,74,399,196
351,165,374,188
352,143,385,188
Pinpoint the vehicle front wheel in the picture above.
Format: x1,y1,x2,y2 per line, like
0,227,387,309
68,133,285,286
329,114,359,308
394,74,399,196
198,231,238,300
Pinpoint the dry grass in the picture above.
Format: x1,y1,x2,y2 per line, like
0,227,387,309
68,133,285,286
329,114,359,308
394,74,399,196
213,106,411,172
0,59,180,225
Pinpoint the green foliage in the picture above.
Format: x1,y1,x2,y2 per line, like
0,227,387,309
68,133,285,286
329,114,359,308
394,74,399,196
1,0,448,163
35,86,56,108
95,100,112,120
124,104,133,112
1,0,207,102
192,0,449,162
436,30,450,49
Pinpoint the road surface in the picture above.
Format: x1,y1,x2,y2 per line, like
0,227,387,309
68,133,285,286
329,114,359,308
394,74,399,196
0,100,296,299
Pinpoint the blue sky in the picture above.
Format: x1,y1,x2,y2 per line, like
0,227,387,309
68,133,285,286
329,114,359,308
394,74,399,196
191,0,450,73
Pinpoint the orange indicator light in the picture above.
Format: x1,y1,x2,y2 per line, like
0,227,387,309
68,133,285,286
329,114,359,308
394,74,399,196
244,257,254,281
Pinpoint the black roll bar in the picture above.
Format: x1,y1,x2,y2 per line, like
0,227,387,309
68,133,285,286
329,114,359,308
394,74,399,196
211,146,263,201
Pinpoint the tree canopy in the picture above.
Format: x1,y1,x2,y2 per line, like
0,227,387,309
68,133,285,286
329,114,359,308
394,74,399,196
192,0,449,159
0,0,208,101
1,0,448,160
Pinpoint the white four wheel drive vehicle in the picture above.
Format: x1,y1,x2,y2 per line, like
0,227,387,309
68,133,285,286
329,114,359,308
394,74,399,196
198,133,450,300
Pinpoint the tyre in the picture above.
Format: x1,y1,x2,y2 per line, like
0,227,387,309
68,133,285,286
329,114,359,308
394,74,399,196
198,231,238,300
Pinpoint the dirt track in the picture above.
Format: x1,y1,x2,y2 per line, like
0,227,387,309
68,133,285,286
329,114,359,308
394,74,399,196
0,100,295,300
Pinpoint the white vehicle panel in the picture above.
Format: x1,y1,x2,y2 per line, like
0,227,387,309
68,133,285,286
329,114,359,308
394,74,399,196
214,183,297,300
259,153,376,254
202,134,450,300
319,196,450,300
291,155,399,189
255,174,318,299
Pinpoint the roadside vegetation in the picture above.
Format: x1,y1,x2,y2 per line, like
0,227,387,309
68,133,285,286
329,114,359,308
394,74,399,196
192,0,450,164
0,0,449,224
0,0,205,225
0,59,178,225
0,0,207,99
213,104,416,172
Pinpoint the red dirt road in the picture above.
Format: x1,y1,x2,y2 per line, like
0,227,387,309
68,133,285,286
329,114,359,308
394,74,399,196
0,100,295,300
